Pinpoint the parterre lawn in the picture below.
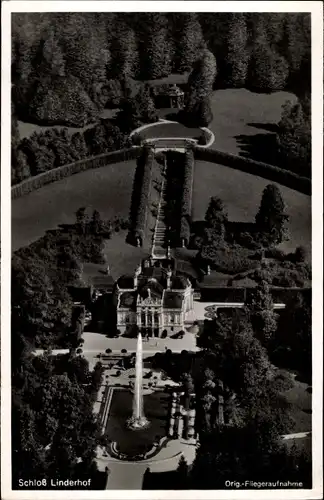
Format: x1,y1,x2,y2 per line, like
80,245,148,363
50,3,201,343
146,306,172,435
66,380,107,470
12,160,137,252
192,160,311,254
138,121,202,140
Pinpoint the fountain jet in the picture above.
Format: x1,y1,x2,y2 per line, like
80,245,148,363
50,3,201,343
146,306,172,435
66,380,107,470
127,332,149,430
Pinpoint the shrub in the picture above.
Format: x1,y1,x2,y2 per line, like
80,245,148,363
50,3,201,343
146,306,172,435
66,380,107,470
197,129,211,146
116,370,121,377
235,231,262,250
106,348,112,354
199,245,257,275
76,348,83,354
264,247,287,261
161,329,168,338
121,349,127,354
103,79,123,107
131,132,143,146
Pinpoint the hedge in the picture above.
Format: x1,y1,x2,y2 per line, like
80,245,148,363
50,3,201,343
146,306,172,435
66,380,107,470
180,217,190,246
179,150,195,245
181,150,195,217
199,285,311,304
194,147,311,195
128,146,154,243
11,147,142,199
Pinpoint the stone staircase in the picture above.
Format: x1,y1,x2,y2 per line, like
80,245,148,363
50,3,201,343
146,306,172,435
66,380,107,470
151,158,168,259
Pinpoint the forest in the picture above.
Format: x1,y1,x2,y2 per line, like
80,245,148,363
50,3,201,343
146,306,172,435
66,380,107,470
11,13,311,183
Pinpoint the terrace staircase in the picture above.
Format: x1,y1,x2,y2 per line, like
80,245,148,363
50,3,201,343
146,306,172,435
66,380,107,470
151,157,168,259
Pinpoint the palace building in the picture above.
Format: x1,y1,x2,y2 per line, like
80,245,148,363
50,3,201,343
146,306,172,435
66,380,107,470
114,259,194,337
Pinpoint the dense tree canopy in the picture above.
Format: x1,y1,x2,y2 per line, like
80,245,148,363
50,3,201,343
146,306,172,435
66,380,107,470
276,96,311,177
12,353,102,487
224,13,249,87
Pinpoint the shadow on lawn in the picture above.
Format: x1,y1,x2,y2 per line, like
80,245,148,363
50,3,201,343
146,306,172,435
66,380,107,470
246,122,280,133
235,131,279,166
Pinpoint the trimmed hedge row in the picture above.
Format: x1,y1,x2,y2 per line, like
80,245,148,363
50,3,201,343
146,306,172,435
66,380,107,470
199,286,311,304
194,147,311,196
129,146,154,243
11,147,142,199
180,149,195,245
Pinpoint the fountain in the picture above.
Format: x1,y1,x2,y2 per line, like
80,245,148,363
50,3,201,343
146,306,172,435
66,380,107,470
127,333,150,430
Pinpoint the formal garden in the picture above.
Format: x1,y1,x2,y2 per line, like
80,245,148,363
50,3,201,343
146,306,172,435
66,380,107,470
103,389,170,459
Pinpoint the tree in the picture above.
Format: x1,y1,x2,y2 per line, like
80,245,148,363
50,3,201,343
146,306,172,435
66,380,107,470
116,85,157,133
201,392,216,413
205,197,228,228
181,373,194,395
280,14,311,87
185,49,217,117
28,75,99,127
189,422,310,489
70,132,89,161
276,98,311,177
274,293,311,378
247,24,289,92
176,455,190,489
172,13,204,73
202,196,228,247
191,97,213,127
13,150,31,184
37,28,66,77
90,210,103,235
245,281,278,343
255,184,289,244
60,13,110,96
75,207,88,234
109,25,138,80
139,14,172,79
224,13,249,87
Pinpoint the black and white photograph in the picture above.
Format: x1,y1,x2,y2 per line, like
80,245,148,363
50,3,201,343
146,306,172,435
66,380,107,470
1,1,323,498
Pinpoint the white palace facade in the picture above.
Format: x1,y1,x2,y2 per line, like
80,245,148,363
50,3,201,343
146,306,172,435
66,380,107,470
114,259,194,337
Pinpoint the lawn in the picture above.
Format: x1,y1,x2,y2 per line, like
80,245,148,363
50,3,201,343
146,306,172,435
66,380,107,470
207,89,297,157
192,160,311,254
104,389,169,458
82,233,150,283
17,108,118,140
12,160,137,252
139,121,202,140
